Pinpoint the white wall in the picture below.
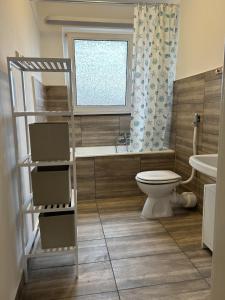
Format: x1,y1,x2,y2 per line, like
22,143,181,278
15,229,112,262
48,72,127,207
176,0,225,79
0,1,40,299
41,32,65,85
39,0,225,83
39,1,133,85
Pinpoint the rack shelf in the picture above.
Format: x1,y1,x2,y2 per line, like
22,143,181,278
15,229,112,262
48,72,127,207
26,231,76,258
18,154,74,167
8,57,71,72
13,111,73,117
24,190,75,214
8,56,78,282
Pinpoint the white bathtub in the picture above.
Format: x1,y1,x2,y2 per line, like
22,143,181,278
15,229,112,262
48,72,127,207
75,145,174,158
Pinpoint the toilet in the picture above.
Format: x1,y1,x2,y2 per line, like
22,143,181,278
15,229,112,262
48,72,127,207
136,170,182,219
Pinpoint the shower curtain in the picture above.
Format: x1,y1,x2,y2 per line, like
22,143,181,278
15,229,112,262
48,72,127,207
130,3,179,152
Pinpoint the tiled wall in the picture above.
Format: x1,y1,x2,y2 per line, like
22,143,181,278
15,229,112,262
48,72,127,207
171,69,222,209
72,114,131,147
76,152,175,200
33,72,222,207
33,83,131,147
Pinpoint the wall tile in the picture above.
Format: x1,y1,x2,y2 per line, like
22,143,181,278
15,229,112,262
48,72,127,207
140,153,175,172
172,68,222,210
119,115,131,133
95,176,142,199
95,156,140,178
44,86,132,147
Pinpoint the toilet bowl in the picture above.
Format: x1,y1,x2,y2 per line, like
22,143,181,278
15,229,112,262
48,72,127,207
136,170,181,219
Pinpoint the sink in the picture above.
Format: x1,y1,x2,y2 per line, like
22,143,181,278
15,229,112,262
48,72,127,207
189,154,218,179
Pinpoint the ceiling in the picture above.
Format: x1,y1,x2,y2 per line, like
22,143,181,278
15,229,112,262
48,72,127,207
34,1,134,32
34,0,179,32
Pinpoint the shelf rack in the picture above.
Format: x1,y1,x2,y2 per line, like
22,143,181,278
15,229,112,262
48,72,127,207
18,153,74,167
7,57,78,282
27,230,77,259
24,190,75,214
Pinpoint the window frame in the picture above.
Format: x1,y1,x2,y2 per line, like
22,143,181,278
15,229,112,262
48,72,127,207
67,31,133,115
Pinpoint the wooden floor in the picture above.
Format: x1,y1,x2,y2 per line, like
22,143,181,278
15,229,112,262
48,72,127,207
22,196,212,300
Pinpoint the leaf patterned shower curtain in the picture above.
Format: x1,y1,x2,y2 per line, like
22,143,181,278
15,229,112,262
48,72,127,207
130,3,179,152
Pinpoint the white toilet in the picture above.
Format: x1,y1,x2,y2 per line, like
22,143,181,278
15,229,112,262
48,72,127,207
136,170,182,219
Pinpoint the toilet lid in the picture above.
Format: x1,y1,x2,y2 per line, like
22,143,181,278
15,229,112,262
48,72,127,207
136,170,181,184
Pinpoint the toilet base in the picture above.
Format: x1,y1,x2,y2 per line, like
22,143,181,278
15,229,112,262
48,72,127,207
141,195,174,219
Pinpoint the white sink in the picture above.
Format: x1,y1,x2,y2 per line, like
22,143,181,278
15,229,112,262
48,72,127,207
189,154,218,179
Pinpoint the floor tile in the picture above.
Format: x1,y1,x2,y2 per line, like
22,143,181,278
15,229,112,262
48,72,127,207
29,236,108,270
100,209,166,239
78,212,100,223
206,277,211,287
107,232,181,260
67,292,119,300
97,196,145,213
160,212,202,232
23,262,116,299
100,210,142,224
102,218,166,238
78,213,104,241
78,201,98,213
119,279,210,300
29,254,75,270
160,212,203,251
78,223,104,242
112,252,201,290
185,249,212,278
22,196,212,300
78,239,109,264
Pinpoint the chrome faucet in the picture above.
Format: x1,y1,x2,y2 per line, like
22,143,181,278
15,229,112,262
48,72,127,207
115,132,130,152
117,132,127,145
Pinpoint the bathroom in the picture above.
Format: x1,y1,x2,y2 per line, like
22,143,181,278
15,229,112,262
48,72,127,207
0,0,225,299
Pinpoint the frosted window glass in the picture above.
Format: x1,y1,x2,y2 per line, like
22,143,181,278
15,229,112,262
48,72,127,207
74,40,128,106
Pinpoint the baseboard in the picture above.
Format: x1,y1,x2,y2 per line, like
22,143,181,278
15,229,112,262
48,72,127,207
15,272,25,300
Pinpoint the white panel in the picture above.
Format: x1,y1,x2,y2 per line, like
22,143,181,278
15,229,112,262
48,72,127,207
203,184,216,251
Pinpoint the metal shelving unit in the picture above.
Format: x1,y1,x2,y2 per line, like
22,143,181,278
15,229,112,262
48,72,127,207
7,57,78,282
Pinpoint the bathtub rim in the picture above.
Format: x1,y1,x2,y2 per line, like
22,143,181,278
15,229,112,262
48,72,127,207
75,146,175,158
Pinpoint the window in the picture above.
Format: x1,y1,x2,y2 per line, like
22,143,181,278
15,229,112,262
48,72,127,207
67,32,132,114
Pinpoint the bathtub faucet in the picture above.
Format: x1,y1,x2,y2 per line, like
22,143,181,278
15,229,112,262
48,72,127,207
116,132,130,145
115,132,130,153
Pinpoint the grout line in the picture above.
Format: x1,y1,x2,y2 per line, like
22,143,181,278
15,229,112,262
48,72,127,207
116,277,211,293
30,255,111,271
51,290,119,300
204,277,212,289
78,237,104,243
46,278,211,300
93,156,97,200
158,218,212,284
107,249,182,263
96,201,121,300
24,204,211,299
50,277,211,300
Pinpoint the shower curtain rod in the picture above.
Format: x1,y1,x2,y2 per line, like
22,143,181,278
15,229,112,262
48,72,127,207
38,0,179,5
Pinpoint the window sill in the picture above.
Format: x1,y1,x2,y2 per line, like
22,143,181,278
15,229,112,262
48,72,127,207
73,107,131,116
73,111,131,116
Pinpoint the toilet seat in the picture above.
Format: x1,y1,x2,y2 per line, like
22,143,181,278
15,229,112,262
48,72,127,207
136,170,181,185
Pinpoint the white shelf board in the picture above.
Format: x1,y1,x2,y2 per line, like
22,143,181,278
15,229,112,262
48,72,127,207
18,153,74,167
8,57,71,73
13,111,73,117
26,231,76,258
24,191,75,214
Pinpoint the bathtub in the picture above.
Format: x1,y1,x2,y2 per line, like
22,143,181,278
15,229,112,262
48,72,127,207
75,146,175,200
75,145,174,158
